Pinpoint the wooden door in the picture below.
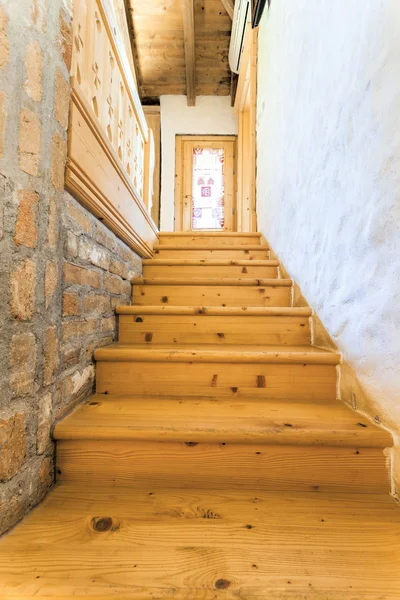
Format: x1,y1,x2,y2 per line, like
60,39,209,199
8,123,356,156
174,136,237,232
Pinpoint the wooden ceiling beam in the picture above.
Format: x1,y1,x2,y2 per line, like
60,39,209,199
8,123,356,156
221,0,234,19
181,0,196,106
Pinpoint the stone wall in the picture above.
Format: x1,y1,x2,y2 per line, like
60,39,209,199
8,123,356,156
0,0,141,534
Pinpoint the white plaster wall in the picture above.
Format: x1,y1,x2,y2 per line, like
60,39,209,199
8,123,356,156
257,1,400,432
159,95,238,231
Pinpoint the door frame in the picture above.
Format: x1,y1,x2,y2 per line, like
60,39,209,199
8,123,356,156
234,24,258,232
174,135,237,232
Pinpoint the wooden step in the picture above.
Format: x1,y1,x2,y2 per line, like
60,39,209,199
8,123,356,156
95,344,339,400
95,344,340,364
56,439,389,494
2,485,400,598
158,232,262,246
54,395,392,448
117,305,312,345
142,259,279,279
132,277,293,307
154,244,270,260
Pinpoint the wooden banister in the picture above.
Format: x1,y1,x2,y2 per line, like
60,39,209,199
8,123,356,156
66,0,158,257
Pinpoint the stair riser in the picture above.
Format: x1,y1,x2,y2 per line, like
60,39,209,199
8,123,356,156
158,235,261,246
56,440,390,494
96,362,337,400
143,265,278,278
133,285,292,307
154,249,270,259
118,315,311,345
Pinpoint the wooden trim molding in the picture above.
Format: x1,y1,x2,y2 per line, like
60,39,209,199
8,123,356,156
66,87,158,258
234,24,258,232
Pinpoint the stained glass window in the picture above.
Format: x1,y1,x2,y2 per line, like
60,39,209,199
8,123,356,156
192,147,225,230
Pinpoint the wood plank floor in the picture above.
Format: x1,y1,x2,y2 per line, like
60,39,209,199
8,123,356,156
1,484,400,599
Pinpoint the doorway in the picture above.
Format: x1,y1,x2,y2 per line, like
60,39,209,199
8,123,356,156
174,135,237,231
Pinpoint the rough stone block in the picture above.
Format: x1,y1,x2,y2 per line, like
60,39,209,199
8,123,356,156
64,230,78,257
61,345,80,368
58,9,72,71
51,133,67,191
65,198,91,234
54,68,69,129
39,455,53,489
14,190,39,248
82,293,111,315
0,414,26,482
63,291,80,316
94,222,116,252
10,332,36,395
19,108,41,176
62,318,97,342
103,272,130,296
47,194,58,248
10,259,36,320
109,257,129,280
62,364,94,401
100,315,116,333
31,0,47,32
78,237,110,271
85,335,113,362
43,326,58,386
37,392,52,454
63,262,100,289
24,40,43,102
45,261,58,309
0,8,9,69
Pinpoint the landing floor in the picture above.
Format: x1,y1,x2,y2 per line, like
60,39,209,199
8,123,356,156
1,484,400,599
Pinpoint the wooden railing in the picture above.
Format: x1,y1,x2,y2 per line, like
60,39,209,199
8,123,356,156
66,0,158,257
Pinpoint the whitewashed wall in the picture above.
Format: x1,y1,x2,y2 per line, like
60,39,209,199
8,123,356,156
257,0,400,444
159,95,238,231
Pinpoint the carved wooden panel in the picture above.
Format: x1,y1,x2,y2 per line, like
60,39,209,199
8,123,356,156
67,0,158,257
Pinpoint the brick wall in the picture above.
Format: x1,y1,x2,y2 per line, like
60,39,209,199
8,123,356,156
0,0,142,534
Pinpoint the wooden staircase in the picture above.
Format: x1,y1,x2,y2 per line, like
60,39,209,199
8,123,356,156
1,231,400,599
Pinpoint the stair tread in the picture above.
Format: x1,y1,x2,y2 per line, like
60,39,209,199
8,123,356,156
54,394,392,447
131,277,292,286
159,231,262,236
95,343,341,364
154,244,268,250
116,305,312,316
143,259,278,266
1,483,400,599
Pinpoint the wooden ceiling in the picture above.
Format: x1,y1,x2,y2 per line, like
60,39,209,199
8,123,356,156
125,0,233,104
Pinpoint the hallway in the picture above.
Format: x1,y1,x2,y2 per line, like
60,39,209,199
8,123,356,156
1,0,400,597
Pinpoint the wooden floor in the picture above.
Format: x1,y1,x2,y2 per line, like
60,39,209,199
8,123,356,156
1,484,400,599
0,231,398,599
